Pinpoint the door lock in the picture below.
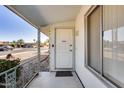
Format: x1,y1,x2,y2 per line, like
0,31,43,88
52,44,54,47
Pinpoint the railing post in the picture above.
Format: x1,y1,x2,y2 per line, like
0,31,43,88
5,73,8,88
5,68,17,88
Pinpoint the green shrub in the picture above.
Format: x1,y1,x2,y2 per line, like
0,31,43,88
0,59,20,87
0,59,20,73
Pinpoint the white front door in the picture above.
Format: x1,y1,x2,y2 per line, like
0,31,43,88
56,28,73,68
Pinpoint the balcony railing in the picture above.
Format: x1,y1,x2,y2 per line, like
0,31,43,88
0,55,49,88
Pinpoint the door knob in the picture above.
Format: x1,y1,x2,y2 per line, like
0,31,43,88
52,44,54,47
69,50,72,52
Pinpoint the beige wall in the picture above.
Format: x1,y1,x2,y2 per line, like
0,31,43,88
75,5,107,88
48,6,109,87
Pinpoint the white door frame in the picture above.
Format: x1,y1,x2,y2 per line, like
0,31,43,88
54,27,75,70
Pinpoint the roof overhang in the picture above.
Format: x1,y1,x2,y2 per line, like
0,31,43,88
6,5,81,36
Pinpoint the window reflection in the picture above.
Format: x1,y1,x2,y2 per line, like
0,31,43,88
118,27,124,51
103,30,112,59
103,27,124,87
103,30,113,78
102,5,124,87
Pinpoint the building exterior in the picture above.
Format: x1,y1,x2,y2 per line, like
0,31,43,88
0,41,9,46
1,5,124,88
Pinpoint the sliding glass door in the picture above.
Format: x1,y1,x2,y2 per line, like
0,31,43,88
86,5,124,87
87,6,101,73
103,6,124,87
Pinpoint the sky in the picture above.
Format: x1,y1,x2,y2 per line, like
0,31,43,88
0,6,48,43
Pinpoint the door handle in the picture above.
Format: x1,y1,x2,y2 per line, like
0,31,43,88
69,50,72,52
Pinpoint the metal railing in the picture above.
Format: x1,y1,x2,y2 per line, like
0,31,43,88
0,55,41,88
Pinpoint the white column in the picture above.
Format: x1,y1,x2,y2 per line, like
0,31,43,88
35,28,41,73
37,28,41,63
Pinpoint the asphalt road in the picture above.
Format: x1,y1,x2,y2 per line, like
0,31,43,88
0,47,49,61
0,48,48,56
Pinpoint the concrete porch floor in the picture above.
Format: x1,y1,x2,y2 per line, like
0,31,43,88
27,72,83,88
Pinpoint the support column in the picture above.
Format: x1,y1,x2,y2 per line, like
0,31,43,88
36,28,41,73
37,28,41,63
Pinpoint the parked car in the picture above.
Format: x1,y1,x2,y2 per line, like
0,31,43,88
0,47,8,51
3,46,14,51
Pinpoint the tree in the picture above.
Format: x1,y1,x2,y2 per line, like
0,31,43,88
43,39,49,47
17,39,25,48
10,41,17,48
44,39,49,46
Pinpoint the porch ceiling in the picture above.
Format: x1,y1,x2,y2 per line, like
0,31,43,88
10,5,81,27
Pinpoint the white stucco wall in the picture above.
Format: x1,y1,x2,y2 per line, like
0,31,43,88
48,6,108,87
49,21,75,71
75,5,107,88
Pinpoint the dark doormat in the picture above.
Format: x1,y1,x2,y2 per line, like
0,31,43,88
56,71,73,77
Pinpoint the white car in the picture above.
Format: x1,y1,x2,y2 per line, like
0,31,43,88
3,46,14,50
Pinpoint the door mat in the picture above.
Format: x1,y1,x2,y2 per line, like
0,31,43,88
56,71,73,77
